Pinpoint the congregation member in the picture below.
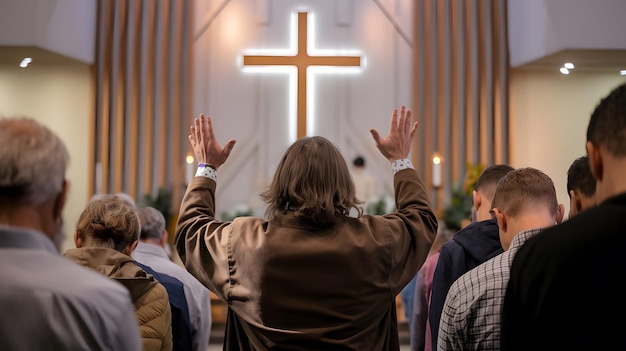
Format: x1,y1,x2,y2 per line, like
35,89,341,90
438,168,564,350
501,82,626,350
428,164,513,350
133,205,213,351
566,155,597,218
175,106,438,350
0,117,141,350
409,226,454,351
65,194,173,351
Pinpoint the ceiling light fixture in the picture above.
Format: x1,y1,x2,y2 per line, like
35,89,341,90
19,57,32,68
560,67,570,75
620,70,626,76
564,62,575,69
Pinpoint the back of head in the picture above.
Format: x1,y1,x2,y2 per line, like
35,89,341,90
90,192,137,209
0,117,69,207
567,156,596,197
138,206,166,240
491,167,559,218
76,194,140,252
587,82,626,157
261,136,360,224
475,164,515,202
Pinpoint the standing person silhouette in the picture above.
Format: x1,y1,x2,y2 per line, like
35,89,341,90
175,106,438,350
352,155,378,209
501,82,626,351
0,117,141,350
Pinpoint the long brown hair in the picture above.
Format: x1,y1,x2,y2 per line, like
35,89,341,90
261,136,362,225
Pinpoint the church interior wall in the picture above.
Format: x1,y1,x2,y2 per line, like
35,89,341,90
0,62,92,252
193,0,413,217
509,68,626,219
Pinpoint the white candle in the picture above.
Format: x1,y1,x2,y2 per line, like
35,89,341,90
432,155,442,188
185,155,194,184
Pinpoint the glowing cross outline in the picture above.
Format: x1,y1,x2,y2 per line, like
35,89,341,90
243,11,363,140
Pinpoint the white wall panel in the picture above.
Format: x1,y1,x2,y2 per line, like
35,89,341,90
193,0,413,216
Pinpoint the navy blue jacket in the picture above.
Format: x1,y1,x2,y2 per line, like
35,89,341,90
428,218,503,350
137,262,193,351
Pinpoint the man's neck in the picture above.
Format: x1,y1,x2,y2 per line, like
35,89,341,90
0,205,48,238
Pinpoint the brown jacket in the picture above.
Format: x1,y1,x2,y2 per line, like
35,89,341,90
65,247,173,351
175,168,437,350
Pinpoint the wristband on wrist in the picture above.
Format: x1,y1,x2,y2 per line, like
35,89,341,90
391,158,414,174
196,164,217,181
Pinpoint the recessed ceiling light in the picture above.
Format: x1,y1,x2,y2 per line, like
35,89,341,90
19,57,32,68
620,70,626,76
560,67,570,75
564,62,574,69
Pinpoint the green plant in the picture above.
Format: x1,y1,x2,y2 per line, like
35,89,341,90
442,163,484,231
141,187,173,228
367,194,395,215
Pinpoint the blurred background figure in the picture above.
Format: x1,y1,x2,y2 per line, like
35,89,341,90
65,194,173,351
0,117,141,351
566,155,596,218
352,155,378,213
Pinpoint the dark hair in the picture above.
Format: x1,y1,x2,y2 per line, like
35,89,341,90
587,82,626,156
567,156,596,198
261,136,361,225
474,164,515,201
491,167,559,217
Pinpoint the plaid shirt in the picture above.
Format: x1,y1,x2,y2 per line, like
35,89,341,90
437,228,545,350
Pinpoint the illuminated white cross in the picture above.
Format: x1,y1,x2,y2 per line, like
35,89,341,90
243,12,362,139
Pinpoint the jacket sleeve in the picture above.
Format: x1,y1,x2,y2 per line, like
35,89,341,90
379,168,438,295
174,176,233,300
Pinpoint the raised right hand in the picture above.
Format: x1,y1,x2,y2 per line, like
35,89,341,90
369,105,418,162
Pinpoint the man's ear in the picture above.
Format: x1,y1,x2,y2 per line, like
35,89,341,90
556,203,566,224
572,191,584,213
586,141,603,182
73,231,82,248
472,190,481,212
53,180,69,223
494,208,507,234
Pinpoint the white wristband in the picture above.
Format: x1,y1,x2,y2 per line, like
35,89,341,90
391,158,414,174
196,165,217,181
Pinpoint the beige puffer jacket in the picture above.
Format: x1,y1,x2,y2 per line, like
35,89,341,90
65,247,173,351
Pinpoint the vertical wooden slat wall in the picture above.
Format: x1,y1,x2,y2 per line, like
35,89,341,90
412,0,509,214
93,0,193,212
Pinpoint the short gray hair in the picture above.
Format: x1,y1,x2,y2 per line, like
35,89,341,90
0,117,69,206
137,206,166,240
